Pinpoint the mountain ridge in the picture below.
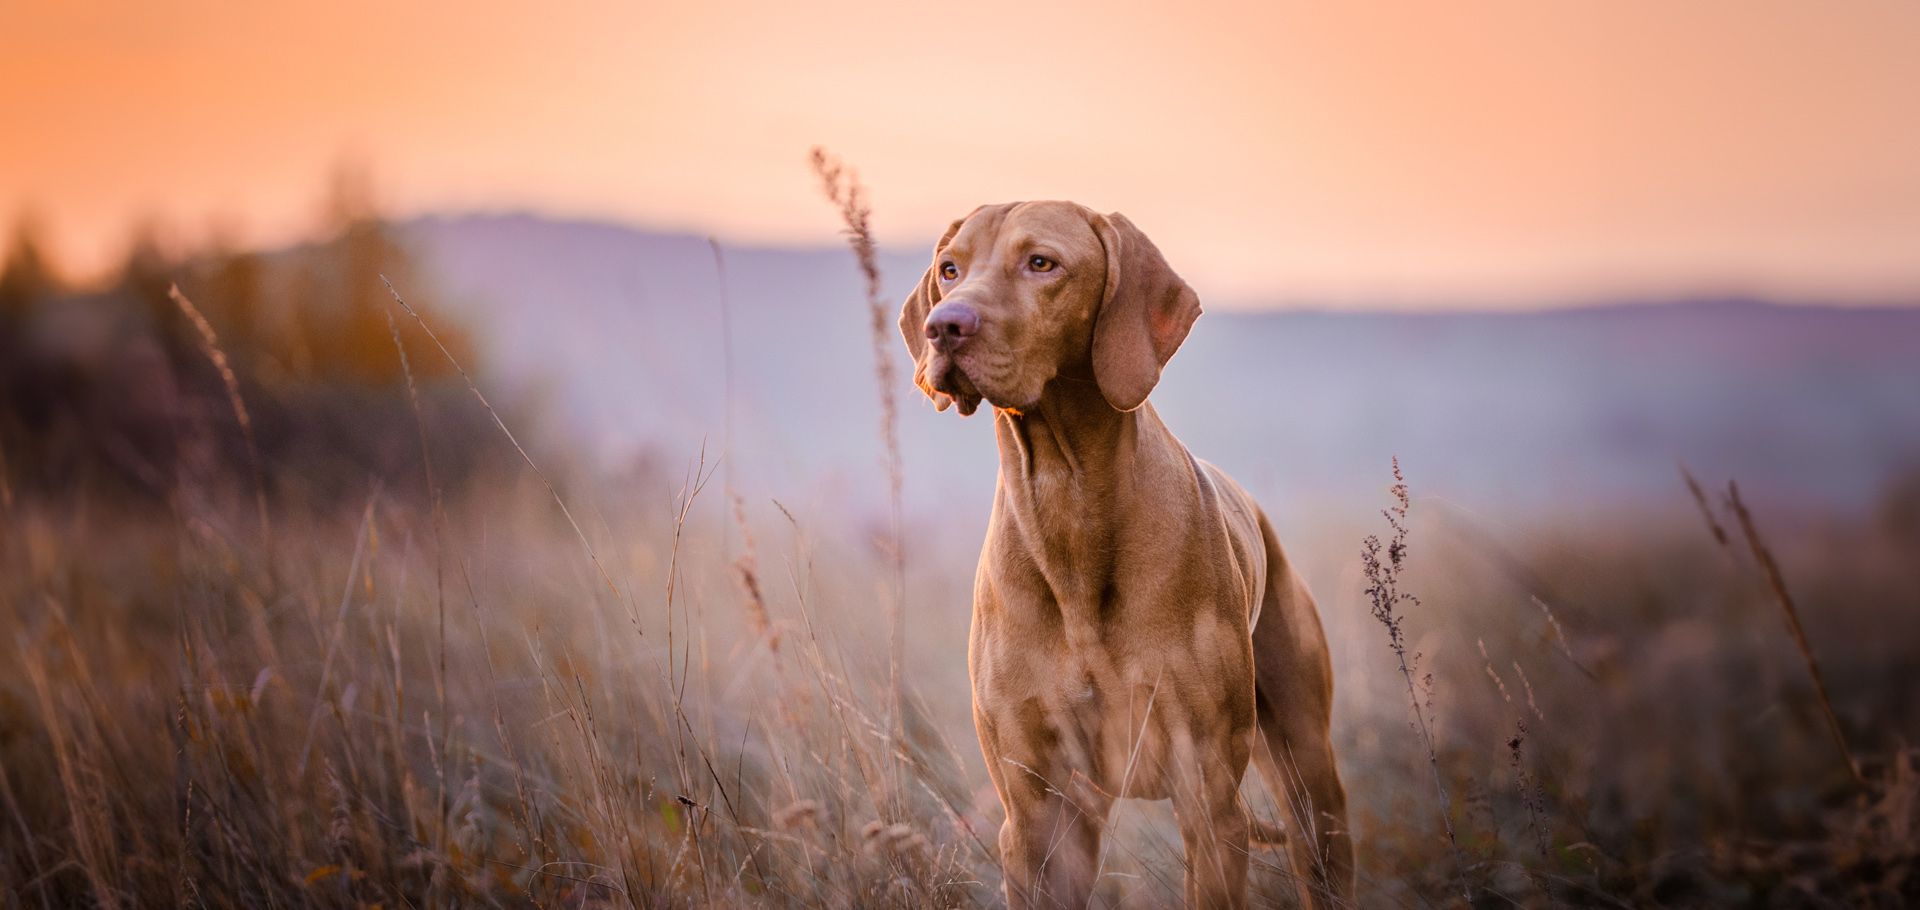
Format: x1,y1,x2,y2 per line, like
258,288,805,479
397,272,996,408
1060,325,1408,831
397,211,1920,537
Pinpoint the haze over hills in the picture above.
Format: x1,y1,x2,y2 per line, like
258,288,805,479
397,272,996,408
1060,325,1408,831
402,212,1920,542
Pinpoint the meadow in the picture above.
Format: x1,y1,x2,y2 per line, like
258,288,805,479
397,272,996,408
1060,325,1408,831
5,424,1917,908
2,180,1917,907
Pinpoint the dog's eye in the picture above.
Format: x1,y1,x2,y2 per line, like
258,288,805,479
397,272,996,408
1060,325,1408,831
1027,255,1055,273
939,262,959,281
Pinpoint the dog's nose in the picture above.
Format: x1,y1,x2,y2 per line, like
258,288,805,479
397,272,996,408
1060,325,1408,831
924,302,980,351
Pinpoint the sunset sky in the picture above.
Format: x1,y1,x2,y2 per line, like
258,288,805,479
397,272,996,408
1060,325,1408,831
5,1,1919,307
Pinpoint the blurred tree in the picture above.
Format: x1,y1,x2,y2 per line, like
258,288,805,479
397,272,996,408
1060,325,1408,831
0,215,60,453
285,161,473,385
0,166,501,508
198,226,264,360
119,220,192,360
0,213,56,324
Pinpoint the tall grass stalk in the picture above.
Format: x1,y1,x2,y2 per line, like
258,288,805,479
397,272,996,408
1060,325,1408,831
1482,641,1556,900
1684,466,1863,786
1724,481,1865,786
168,284,271,554
383,305,452,827
1362,458,1469,900
710,237,739,556
379,275,626,609
808,147,908,815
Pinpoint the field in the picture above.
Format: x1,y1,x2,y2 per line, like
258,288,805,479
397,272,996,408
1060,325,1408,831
2,186,1917,907
3,408,1917,908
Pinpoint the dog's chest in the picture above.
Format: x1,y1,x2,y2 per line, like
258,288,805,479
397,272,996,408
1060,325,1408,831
971,627,1235,801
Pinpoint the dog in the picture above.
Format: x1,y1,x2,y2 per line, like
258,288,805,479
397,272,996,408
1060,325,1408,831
898,202,1353,908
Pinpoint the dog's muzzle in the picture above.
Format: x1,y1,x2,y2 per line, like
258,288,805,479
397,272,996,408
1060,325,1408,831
924,301,980,353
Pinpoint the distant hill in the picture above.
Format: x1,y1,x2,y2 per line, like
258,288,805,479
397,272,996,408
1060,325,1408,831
402,212,1920,539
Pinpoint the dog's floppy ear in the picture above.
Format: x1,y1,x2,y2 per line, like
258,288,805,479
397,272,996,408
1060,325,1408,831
1089,211,1201,412
898,213,970,411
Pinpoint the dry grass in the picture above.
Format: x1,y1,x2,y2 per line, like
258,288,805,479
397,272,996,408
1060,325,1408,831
1360,458,1468,901
0,455,1007,907
169,283,270,551
1723,480,1865,787
3,260,1918,907
809,147,911,821
4,409,1919,907
381,275,624,606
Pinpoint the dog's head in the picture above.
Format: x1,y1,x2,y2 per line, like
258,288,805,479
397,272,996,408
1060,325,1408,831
898,201,1200,415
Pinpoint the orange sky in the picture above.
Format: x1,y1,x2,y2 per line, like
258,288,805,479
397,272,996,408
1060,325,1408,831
5,0,1919,306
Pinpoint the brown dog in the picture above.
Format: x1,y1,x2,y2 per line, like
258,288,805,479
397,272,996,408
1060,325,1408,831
898,202,1353,908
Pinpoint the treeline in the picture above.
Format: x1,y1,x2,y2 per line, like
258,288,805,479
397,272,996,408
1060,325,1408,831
0,173,514,513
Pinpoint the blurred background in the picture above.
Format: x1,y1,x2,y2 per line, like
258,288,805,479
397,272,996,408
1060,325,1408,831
6,0,1919,526
3,2,1918,906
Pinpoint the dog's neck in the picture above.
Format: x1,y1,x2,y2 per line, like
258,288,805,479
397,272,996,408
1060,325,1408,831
989,374,1192,635
991,375,1191,551
994,375,1138,490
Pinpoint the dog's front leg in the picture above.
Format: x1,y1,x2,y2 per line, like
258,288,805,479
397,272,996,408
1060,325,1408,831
1171,729,1253,909
998,784,1104,909
986,722,1110,910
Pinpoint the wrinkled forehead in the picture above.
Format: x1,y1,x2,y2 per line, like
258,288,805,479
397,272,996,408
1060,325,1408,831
949,201,1101,261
